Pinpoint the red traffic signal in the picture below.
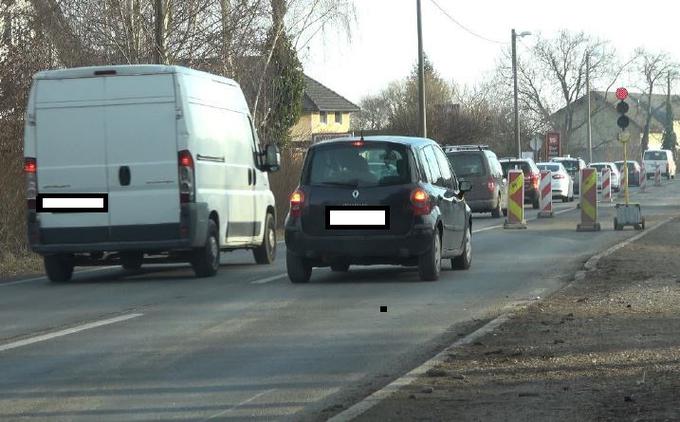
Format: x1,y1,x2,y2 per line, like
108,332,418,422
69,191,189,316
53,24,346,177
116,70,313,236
616,87,628,100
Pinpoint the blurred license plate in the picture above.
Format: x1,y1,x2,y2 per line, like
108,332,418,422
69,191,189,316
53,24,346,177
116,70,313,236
326,206,390,230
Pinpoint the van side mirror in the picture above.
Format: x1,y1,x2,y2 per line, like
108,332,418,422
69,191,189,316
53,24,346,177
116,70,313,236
263,144,281,172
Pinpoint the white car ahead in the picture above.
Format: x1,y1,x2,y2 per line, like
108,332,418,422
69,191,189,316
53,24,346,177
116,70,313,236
589,162,621,192
537,162,574,202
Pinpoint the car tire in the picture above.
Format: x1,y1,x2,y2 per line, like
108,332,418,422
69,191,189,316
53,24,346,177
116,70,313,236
253,213,276,265
191,220,220,278
287,251,312,283
44,254,74,283
452,227,472,271
330,263,350,272
491,196,502,218
562,194,569,203
121,252,143,271
418,230,441,281
532,195,540,209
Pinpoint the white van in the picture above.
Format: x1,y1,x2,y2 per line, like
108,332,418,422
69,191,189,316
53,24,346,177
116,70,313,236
24,65,281,282
643,149,676,180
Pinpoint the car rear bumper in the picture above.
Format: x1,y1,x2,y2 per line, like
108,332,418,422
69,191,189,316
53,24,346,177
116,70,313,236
285,225,434,261
467,198,497,212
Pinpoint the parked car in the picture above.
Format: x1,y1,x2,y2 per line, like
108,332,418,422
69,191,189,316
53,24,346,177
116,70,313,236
643,149,676,180
284,136,473,283
499,158,541,209
24,65,281,282
444,145,507,218
536,162,574,202
614,160,641,186
588,162,621,192
550,156,587,194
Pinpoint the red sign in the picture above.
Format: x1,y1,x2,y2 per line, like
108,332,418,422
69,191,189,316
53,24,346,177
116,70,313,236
544,132,561,160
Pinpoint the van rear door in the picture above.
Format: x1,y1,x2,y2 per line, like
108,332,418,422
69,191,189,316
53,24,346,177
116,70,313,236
104,74,180,241
35,78,109,242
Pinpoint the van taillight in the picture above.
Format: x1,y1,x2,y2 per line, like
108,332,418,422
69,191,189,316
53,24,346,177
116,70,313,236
410,188,431,216
178,150,195,203
25,157,37,210
486,176,496,193
290,189,305,218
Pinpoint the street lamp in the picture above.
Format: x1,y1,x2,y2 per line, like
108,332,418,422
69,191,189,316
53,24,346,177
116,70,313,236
512,29,531,158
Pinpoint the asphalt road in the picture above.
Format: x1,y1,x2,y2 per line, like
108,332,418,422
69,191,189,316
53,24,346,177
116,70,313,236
1,181,679,421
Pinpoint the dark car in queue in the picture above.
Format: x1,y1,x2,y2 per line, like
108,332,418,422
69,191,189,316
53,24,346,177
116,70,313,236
499,158,541,209
614,160,641,186
444,145,507,218
284,136,473,283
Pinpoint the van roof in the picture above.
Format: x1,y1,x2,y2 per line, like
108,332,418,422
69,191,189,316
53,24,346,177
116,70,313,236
33,65,239,86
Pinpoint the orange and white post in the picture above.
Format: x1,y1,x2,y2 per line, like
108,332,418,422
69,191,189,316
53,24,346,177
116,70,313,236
601,168,612,202
538,170,553,218
504,169,527,229
577,167,601,231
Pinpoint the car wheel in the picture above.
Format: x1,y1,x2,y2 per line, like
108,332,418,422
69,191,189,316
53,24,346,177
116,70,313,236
121,252,143,271
562,194,569,203
491,196,502,218
452,227,472,270
418,230,441,281
44,254,74,283
191,220,220,278
287,250,312,283
330,263,350,272
253,213,276,265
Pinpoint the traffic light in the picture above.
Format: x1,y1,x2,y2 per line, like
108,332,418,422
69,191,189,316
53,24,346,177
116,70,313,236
616,87,629,129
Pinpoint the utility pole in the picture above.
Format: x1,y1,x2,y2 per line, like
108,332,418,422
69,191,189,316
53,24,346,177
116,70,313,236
511,29,520,158
154,0,165,64
416,0,427,138
586,53,593,163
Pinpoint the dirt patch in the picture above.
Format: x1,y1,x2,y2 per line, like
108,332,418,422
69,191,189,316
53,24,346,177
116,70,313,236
356,218,680,421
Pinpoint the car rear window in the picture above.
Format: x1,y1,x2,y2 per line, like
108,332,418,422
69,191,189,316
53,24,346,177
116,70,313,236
304,142,411,187
590,164,607,172
446,152,487,177
554,159,578,171
538,164,560,172
644,150,667,161
501,161,532,175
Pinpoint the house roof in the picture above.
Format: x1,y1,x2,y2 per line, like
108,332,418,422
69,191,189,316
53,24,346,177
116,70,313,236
302,75,360,113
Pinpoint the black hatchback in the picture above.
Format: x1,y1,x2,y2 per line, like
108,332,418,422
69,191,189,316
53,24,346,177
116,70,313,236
284,136,473,283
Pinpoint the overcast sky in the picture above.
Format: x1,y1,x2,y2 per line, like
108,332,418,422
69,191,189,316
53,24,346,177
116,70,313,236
300,0,680,104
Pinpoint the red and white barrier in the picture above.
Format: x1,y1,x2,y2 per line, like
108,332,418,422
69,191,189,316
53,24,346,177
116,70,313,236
654,164,662,186
538,170,553,218
601,168,612,202
639,163,647,192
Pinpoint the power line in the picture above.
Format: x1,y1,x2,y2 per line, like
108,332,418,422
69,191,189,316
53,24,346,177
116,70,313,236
428,0,507,45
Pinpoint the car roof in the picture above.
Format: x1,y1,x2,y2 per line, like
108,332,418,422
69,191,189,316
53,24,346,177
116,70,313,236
311,135,436,148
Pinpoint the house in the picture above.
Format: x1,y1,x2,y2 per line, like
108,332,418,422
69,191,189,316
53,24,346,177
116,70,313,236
290,75,360,143
550,91,680,162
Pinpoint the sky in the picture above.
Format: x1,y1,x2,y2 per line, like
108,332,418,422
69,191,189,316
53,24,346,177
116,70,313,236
300,0,680,104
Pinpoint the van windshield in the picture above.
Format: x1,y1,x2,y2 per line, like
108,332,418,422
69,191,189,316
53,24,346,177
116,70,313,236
644,151,667,161
446,152,487,177
305,142,411,187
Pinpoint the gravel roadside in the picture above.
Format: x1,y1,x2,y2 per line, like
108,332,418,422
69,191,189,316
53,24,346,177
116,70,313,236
355,217,680,422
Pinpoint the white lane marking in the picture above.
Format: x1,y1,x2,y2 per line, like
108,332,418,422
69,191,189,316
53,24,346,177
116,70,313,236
472,225,503,234
251,274,287,285
0,266,117,287
203,389,275,421
0,313,143,353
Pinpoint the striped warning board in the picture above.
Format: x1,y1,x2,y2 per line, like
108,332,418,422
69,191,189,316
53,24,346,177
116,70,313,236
577,168,601,231
601,168,612,202
504,169,527,229
538,170,553,218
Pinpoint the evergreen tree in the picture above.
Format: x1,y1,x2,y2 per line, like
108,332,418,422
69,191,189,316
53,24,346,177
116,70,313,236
662,93,677,158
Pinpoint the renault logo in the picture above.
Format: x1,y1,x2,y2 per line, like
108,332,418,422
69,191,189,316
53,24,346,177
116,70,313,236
352,190,360,199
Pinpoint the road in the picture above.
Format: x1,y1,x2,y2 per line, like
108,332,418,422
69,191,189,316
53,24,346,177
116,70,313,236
1,182,678,421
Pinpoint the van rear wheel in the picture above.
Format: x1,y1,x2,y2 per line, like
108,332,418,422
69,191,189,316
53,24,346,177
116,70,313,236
491,196,502,218
253,213,276,265
44,254,74,283
191,220,220,278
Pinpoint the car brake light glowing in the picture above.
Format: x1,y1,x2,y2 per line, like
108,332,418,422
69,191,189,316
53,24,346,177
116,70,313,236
178,150,195,203
290,189,305,218
25,158,37,210
410,188,431,215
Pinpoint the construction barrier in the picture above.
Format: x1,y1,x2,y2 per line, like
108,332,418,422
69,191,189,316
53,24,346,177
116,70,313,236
538,170,553,218
654,164,662,186
577,167,601,231
504,169,527,229
640,163,647,192
601,168,612,202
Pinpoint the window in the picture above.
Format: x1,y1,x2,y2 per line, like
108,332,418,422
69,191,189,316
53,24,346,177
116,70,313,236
335,112,343,124
320,112,327,125
423,146,444,187
433,147,454,188
447,152,486,177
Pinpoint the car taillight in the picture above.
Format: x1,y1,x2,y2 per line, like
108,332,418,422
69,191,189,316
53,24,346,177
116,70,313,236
290,189,305,218
178,150,195,203
410,188,431,216
25,157,37,210
553,174,565,179
486,177,496,193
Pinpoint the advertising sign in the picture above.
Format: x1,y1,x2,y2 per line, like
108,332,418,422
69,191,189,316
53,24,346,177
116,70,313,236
544,132,561,160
